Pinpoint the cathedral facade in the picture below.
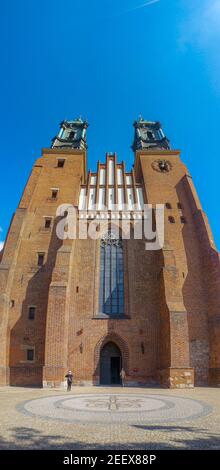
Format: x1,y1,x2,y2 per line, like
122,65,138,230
0,118,220,388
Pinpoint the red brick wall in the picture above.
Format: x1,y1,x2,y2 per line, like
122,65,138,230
0,147,219,388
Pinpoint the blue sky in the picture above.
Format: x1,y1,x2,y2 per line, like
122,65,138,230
0,0,220,249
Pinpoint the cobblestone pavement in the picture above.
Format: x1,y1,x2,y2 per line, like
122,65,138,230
0,386,220,450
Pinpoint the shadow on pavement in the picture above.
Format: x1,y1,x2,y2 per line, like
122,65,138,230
0,425,220,450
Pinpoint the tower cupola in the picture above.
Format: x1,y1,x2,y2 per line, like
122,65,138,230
51,118,88,150
132,117,170,152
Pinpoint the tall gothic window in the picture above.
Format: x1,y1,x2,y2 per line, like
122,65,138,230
99,231,124,317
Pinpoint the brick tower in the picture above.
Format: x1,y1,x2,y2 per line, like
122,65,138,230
0,117,220,388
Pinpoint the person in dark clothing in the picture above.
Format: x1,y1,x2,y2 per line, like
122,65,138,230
65,370,73,391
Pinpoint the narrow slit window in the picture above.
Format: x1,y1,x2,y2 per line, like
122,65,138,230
57,159,65,168
27,349,34,361
44,218,52,229
147,131,155,140
168,216,175,224
38,253,45,266
28,306,36,320
68,131,76,140
51,189,58,200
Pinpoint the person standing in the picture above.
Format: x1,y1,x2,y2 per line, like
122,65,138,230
120,368,126,387
65,370,73,392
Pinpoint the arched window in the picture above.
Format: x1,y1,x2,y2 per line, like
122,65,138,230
99,231,124,317
147,130,155,140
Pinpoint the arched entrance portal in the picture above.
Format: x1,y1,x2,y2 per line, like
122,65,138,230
100,342,122,385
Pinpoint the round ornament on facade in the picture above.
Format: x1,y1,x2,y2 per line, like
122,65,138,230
152,159,172,173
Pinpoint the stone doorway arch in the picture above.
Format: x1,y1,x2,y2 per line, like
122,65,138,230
100,342,122,385
93,333,129,385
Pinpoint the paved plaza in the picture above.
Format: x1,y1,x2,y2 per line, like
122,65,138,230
0,386,220,450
